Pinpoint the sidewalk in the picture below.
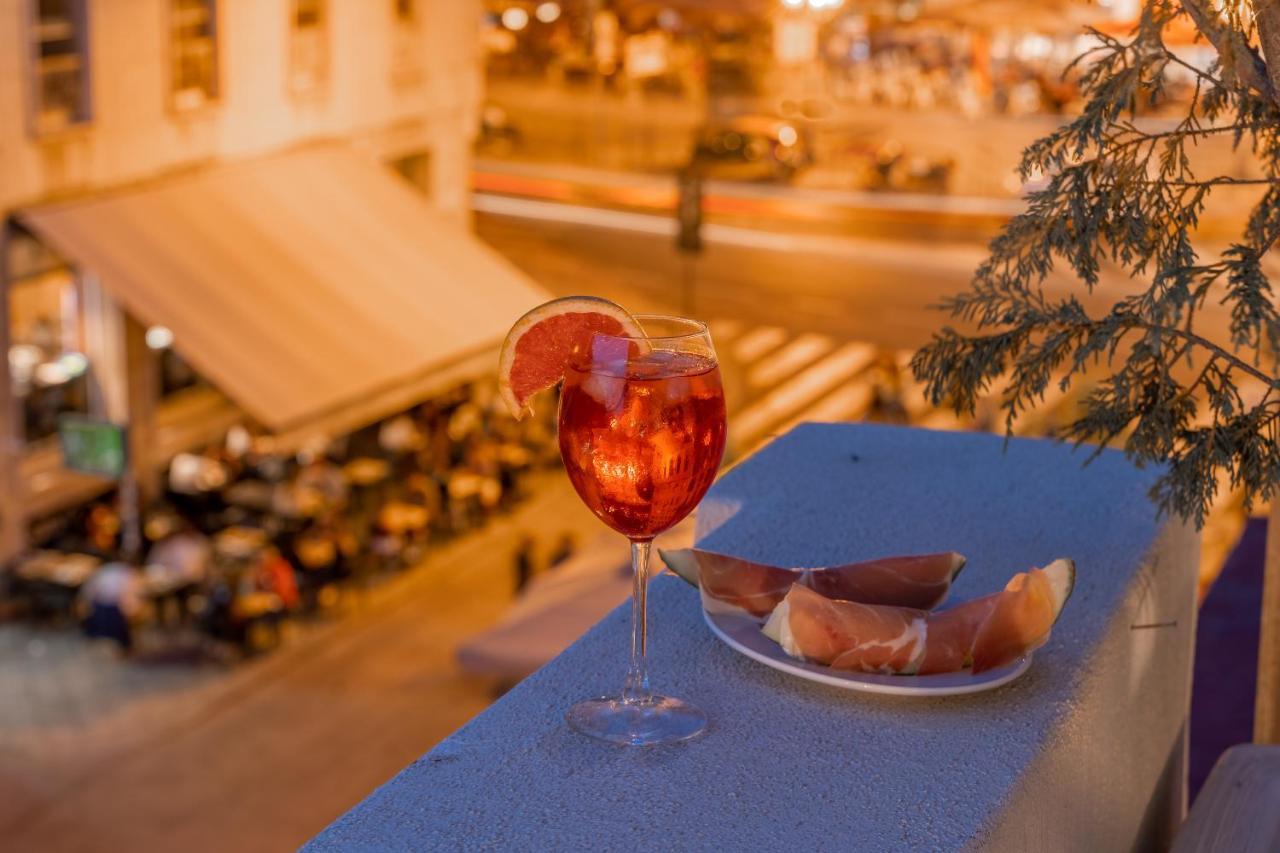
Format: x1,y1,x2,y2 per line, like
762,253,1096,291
0,474,601,853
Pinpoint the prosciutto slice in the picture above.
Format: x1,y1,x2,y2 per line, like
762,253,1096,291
767,585,929,674
762,559,1074,675
659,547,965,618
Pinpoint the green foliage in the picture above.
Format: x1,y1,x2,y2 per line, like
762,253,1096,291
912,0,1280,525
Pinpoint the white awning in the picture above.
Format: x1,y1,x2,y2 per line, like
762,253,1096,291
22,143,548,431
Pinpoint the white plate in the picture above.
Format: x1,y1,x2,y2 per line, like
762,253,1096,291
702,605,1032,697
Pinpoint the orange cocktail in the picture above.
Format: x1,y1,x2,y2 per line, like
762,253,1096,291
559,348,726,541
498,300,726,746
558,315,726,746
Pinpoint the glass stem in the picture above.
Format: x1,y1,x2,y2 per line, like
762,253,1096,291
622,538,653,704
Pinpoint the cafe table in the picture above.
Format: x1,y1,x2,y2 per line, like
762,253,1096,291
306,424,1199,852
12,550,102,617
14,550,101,587
213,526,268,560
344,457,391,487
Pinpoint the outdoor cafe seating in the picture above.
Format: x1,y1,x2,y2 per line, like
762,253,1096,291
1,380,562,659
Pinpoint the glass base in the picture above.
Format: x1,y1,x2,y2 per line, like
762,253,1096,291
567,694,708,746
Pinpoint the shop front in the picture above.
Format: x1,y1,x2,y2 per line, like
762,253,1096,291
1,141,549,562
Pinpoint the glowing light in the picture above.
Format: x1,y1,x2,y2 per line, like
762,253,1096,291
777,125,798,146
9,344,42,373
146,325,174,349
534,2,560,23
1018,34,1053,60
781,0,805,8
225,424,252,457
501,7,529,30
35,361,70,386
57,351,88,377
1100,0,1140,13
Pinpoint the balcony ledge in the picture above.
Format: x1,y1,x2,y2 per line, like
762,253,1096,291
306,423,1198,852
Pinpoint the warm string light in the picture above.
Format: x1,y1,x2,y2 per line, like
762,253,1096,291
781,0,845,10
501,7,529,31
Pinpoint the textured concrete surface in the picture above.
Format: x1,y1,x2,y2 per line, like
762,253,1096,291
307,423,1198,852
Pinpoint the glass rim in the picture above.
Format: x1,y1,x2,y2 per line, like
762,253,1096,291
592,313,710,343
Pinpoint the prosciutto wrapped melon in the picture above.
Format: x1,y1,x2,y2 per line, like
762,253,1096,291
659,547,966,618
761,558,1075,675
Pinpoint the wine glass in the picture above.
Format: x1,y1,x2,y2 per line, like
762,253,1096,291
558,315,727,746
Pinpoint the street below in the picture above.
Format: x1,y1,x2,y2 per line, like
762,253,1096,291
0,475,605,853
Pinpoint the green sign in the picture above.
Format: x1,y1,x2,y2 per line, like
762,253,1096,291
58,415,127,479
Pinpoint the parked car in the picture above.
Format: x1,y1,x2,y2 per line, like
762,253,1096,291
689,116,812,183
867,139,954,193
475,104,522,155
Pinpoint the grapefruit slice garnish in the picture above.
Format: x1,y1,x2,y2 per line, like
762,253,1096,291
498,296,644,419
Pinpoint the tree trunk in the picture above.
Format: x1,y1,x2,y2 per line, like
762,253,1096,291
1255,500,1280,743
1256,3,1280,106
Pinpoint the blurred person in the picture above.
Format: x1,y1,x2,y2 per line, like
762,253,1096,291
371,512,404,571
425,412,453,471
469,439,504,516
512,534,537,594
296,455,348,505
867,353,909,424
549,532,578,569
447,394,483,446
273,479,326,521
1035,71,1075,115
479,474,503,516
254,547,300,611
379,413,422,455
284,517,348,610
497,442,531,507
81,561,147,653
430,470,454,535
147,523,212,581
447,467,482,531
405,472,444,524
85,503,121,556
146,523,212,623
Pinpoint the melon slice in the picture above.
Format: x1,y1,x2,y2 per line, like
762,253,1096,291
660,547,965,618
762,558,1075,676
970,558,1074,673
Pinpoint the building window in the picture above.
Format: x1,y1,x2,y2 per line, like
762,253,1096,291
9,267,90,444
394,0,416,25
290,0,329,93
391,0,422,86
390,151,432,198
169,0,219,111
27,0,91,135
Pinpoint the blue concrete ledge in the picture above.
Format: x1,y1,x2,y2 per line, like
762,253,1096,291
306,424,1198,852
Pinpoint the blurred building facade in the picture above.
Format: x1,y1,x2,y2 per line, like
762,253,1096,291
2,0,480,222
0,0,507,560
